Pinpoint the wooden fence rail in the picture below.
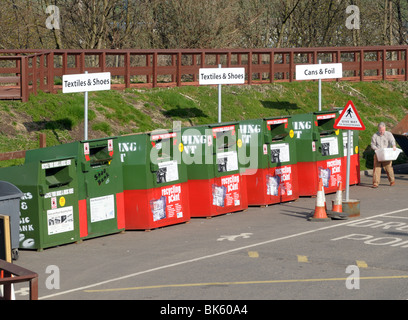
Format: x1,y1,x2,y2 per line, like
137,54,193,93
0,259,38,300
0,46,407,102
0,133,46,162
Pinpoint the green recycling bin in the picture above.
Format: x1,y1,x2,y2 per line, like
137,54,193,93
118,130,190,230
24,138,125,240
181,122,248,217
0,158,80,250
239,117,299,206
291,111,345,196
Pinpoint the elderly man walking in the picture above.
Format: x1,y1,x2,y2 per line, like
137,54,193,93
371,122,397,188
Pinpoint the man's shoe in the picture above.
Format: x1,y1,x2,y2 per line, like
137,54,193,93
390,181,395,186
372,184,378,188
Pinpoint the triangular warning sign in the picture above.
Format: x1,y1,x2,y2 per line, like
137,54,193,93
334,100,365,131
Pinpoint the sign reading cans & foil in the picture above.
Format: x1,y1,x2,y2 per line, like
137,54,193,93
62,72,111,93
295,63,343,81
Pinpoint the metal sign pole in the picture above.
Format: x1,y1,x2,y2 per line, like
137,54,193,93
346,129,351,201
318,60,322,111
218,64,222,123
84,71,88,140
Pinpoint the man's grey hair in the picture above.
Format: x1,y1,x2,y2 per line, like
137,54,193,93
378,122,386,128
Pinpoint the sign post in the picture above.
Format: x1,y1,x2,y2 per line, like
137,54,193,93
218,65,222,123
296,63,343,111
62,72,111,140
334,100,365,201
199,67,245,123
84,71,89,140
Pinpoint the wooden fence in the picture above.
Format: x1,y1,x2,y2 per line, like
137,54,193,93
0,259,38,300
0,46,407,102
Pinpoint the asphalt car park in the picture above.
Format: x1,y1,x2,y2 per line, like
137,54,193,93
11,167,408,301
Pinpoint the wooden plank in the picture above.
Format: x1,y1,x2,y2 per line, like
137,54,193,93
0,150,26,161
0,77,19,83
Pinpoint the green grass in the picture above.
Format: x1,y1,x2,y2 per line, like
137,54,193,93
0,81,407,169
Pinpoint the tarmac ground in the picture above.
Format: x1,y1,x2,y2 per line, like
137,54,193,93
9,165,408,302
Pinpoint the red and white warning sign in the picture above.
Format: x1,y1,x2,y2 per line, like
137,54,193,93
51,197,57,209
334,100,365,131
84,142,90,155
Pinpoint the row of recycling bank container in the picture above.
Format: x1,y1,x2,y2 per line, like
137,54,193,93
0,110,360,251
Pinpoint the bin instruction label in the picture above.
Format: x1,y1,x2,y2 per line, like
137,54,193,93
47,206,74,235
270,143,290,163
90,194,115,223
157,160,179,184
320,137,339,156
217,151,238,173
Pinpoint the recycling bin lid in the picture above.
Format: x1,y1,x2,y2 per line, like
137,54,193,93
0,181,23,201
80,136,117,143
313,110,338,115
208,121,238,128
264,115,292,120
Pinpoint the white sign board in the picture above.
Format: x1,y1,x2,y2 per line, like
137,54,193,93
199,68,245,85
62,72,111,93
295,63,343,80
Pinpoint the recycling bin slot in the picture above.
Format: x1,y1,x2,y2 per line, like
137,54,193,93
317,118,333,127
319,130,336,137
269,122,286,136
89,146,112,167
45,166,73,189
271,134,288,142
269,122,290,142
216,131,236,150
155,137,173,159
317,117,337,137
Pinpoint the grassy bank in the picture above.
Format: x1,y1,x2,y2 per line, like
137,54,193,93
0,80,407,169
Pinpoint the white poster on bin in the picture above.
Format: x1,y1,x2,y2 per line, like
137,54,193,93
90,194,115,223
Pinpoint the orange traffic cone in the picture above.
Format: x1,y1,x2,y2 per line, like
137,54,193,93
332,182,343,213
308,178,331,222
